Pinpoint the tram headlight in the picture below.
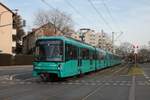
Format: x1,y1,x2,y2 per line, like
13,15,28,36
58,64,62,70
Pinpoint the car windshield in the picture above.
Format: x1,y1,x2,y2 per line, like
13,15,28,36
35,40,63,61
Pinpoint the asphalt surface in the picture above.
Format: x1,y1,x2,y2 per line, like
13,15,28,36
0,63,150,100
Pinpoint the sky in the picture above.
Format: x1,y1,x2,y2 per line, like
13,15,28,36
1,0,150,46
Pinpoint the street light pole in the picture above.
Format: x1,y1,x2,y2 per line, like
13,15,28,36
79,33,85,42
79,28,89,42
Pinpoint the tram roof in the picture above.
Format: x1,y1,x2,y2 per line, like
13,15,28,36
37,36,95,50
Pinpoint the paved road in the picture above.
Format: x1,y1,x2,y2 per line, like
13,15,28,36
0,65,32,80
0,63,150,100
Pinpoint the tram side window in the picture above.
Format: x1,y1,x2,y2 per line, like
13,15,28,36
81,48,89,59
94,51,97,60
93,51,96,60
65,44,77,60
97,52,104,60
89,50,95,60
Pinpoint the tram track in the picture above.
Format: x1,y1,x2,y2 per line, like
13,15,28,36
80,64,129,100
30,64,128,100
0,63,131,100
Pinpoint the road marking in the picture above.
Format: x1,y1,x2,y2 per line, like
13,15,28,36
109,80,113,82
126,83,131,86
120,83,124,86
85,83,89,85
26,82,32,84
1,81,7,84
98,83,102,85
96,80,100,82
81,65,127,100
81,85,104,100
67,82,73,85
91,83,96,85
104,83,110,85
0,79,140,86
81,80,85,82
74,82,80,85
9,81,15,84
128,76,135,100
19,82,25,84
120,75,129,77
145,76,149,79
75,80,79,82
138,82,145,86
0,65,32,70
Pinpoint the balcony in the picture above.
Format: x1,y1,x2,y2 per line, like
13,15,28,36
12,41,16,47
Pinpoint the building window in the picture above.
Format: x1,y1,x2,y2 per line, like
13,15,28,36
12,35,16,41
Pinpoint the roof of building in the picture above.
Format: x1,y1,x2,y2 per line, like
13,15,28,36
23,22,72,40
0,2,15,14
31,22,64,34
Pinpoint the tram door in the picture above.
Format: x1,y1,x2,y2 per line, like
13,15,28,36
78,48,82,73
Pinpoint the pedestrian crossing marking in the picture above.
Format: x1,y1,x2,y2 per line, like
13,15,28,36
1,79,150,86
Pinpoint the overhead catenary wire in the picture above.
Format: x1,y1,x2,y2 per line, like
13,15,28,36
101,0,122,32
65,0,98,27
87,0,114,32
41,0,55,10
41,0,82,26
40,0,69,34
65,0,83,19
41,0,115,33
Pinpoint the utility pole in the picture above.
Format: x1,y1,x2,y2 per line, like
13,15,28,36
111,31,123,53
112,32,115,53
101,29,105,50
133,45,138,66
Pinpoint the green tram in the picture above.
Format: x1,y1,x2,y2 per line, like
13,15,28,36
33,36,121,81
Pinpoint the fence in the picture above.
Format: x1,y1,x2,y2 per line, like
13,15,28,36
0,54,34,66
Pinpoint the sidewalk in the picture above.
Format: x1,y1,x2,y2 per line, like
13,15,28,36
0,65,33,69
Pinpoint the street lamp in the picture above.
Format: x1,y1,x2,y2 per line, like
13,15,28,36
79,28,90,42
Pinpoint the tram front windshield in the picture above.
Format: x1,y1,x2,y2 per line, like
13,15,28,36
35,40,63,61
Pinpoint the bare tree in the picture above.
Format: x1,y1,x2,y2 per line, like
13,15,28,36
34,9,74,35
115,42,133,62
138,48,150,63
119,42,133,54
13,13,25,54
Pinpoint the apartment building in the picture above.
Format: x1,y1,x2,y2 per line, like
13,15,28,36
78,28,97,46
79,28,113,52
0,3,16,54
96,31,113,52
69,32,80,40
84,30,97,46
